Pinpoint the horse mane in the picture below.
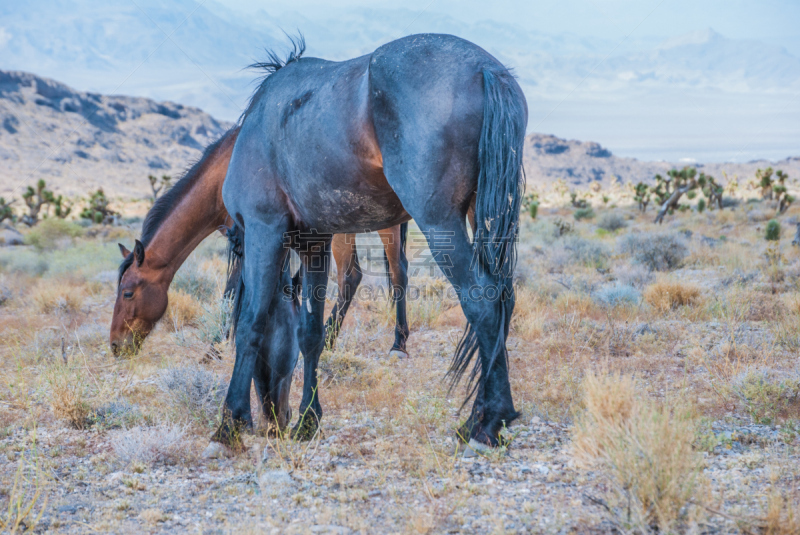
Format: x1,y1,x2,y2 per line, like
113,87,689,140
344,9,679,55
118,126,240,285
240,34,306,123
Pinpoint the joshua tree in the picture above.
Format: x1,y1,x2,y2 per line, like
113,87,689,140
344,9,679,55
81,188,118,225
773,170,795,215
633,182,651,212
569,191,589,209
522,192,540,219
698,173,724,210
756,167,774,200
148,174,172,204
653,167,698,224
21,180,55,226
755,168,794,215
50,194,72,219
0,197,14,224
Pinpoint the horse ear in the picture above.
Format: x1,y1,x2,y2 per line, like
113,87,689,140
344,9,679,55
134,240,145,266
118,243,131,258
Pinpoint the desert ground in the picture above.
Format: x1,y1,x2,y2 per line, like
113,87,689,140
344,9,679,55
0,183,799,534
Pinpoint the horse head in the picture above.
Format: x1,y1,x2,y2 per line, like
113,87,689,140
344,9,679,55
110,240,169,356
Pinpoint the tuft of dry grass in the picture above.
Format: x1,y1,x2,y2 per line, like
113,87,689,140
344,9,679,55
572,372,702,533
46,365,92,429
30,281,85,314
644,280,702,312
111,424,187,465
164,290,202,329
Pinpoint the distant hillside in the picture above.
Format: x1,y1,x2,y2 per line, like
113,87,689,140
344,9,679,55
0,69,232,198
523,133,800,188
1,69,798,201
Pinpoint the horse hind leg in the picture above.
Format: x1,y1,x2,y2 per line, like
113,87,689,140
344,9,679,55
324,233,361,350
379,224,410,357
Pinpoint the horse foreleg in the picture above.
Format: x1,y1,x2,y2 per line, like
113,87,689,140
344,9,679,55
293,241,332,440
213,219,290,448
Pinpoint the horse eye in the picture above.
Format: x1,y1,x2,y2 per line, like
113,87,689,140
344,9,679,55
123,291,134,299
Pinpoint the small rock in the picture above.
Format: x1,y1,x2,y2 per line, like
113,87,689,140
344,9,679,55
368,489,382,498
202,441,229,459
259,469,295,490
57,505,78,514
462,439,491,459
0,227,23,246
530,416,541,425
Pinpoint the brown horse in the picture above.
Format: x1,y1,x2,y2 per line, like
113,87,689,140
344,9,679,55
111,126,410,357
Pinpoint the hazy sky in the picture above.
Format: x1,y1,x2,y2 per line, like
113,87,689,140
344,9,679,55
218,0,800,55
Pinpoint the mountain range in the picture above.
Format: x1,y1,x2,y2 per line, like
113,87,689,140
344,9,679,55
2,69,797,201
1,1,799,162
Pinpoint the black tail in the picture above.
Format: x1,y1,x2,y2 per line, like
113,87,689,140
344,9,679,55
224,224,245,344
447,67,526,396
382,222,408,292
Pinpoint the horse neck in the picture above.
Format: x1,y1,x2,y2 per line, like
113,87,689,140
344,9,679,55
143,151,231,284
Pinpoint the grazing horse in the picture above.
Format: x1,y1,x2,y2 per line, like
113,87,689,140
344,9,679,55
218,33,527,449
110,128,410,359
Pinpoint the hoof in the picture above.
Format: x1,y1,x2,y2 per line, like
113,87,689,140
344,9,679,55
202,441,231,459
461,439,492,459
291,415,319,441
388,349,409,359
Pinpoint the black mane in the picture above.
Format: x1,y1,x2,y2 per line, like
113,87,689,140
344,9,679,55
240,34,306,123
117,127,238,285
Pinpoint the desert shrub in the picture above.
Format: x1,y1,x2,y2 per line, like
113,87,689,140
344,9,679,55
111,424,186,464
644,281,701,312
730,368,800,425
197,296,233,344
319,350,369,382
24,218,83,250
90,401,143,429
172,261,217,300
573,372,701,532
155,366,225,425
596,212,627,232
561,236,610,268
765,219,781,241
31,281,85,314
614,264,654,289
573,207,595,221
46,365,93,429
593,282,640,307
618,232,687,271
164,290,202,329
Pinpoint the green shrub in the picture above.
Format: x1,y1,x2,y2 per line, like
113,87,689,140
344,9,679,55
697,198,706,213
574,207,595,221
596,212,627,232
765,219,781,241
24,218,83,250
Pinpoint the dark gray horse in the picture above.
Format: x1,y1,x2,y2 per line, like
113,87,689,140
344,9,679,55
217,33,527,449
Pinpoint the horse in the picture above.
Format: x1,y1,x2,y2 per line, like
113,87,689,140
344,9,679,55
111,127,411,362
218,33,526,450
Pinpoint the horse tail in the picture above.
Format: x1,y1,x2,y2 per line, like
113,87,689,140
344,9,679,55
448,67,526,396
224,224,245,344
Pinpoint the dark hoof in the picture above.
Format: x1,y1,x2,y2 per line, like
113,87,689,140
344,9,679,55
212,416,252,450
291,413,320,441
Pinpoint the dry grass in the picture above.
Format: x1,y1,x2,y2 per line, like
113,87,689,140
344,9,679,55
2,196,799,532
164,289,203,329
572,372,702,532
643,280,702,312
30,281,85,314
